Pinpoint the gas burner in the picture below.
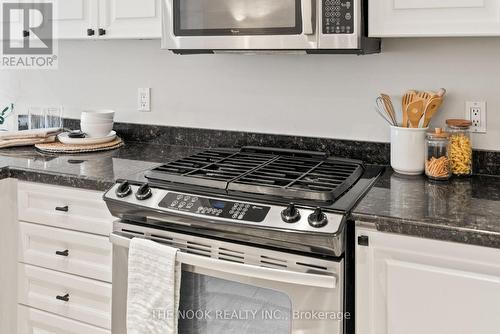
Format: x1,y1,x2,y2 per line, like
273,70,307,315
104,147,383,257
145,146,364,204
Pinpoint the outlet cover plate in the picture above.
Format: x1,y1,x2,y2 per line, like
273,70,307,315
465,101,486,133
138,88,151,112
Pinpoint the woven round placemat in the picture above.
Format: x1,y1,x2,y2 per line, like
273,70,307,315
35,137,123,153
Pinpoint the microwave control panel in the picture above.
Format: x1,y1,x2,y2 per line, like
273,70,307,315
323,0,354,34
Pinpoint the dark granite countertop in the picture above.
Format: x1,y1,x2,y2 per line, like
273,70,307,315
352,168,500,249
1,140,500,249
0,143,203,191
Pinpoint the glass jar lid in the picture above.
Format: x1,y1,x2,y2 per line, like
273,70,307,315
426,128,449,140
446,119,472,129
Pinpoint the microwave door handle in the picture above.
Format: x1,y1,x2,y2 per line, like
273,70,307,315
110,232,336,289
301,0,314,35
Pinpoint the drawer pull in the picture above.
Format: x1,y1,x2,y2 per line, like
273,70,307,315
56,293,70,302
55,205,69,212
55,249,69,257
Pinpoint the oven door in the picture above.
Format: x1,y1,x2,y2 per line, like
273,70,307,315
162,0,318,50
110,225,344,334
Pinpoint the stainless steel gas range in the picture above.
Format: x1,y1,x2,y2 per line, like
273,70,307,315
104,146,383,334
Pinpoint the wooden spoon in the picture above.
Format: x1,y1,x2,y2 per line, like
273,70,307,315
407,99,425,128
402,90,418,127
423,97,443,127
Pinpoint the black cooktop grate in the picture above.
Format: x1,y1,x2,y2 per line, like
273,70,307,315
145,147,364,203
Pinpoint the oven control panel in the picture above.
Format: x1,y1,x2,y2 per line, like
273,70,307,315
323,0,354,34
158,192,270,223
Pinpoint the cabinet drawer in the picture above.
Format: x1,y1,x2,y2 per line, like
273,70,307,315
19,222,112,282
18,182,113,235
18,305,110,334
18,264,111,330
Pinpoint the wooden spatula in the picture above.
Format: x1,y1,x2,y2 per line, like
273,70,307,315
423,97,443,127
407,99,425,128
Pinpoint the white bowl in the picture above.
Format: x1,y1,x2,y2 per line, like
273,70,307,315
81,120,114,126
81,122,114,138
81,110,115,121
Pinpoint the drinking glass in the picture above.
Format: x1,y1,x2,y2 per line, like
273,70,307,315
44,106,63,129
28,106,45,130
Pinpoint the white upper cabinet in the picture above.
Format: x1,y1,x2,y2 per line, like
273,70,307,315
99,0,162,39
52,0,98,39
0,3,24,40
9,0,161,40
32,0,98,39
369,0,500,37
356,227,500,334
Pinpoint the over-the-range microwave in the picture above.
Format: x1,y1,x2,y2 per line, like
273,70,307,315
162,0,380,54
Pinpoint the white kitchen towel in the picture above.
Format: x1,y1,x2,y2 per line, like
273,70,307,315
127,238,181,334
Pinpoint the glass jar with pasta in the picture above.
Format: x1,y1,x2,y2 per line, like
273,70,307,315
425,128,451,180
446,119,473,176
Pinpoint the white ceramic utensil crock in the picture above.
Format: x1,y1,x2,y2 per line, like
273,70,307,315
390,126,428,175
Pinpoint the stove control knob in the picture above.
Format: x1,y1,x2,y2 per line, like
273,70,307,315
281,203,301,223
308,207,328,228
115,181,132,198
135,183,152,200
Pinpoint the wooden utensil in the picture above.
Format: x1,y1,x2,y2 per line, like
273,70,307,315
436,88,446,97
407,99,425,128
417,91,432,102
402,90,418,127
422,97,443,127
380,93,397,125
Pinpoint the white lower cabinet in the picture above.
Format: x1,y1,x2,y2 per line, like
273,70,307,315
18,305,110,334
15,182,113,333
356,226,500,334
18,263,112,330
18,221,112,282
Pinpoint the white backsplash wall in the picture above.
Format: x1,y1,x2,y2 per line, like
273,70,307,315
2,37,500,150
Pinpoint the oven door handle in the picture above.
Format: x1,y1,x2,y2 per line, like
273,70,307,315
301,0,314,35
110,232,337,289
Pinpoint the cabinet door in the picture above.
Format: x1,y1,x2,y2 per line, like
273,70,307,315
35,0,98,39
18,182,113,236
0,2,27,41
356,227,500,334
18,222,112,282
18,305,110,334
18,263,112,329
98,0,161,39
369,0,500,37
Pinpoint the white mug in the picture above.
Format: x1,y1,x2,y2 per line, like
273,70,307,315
390,126,428,175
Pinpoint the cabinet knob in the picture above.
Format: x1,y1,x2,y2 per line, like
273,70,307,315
56,293,70,302
55,249,69,257
87,28,95,36
55,205,69,212
358,235,369,246
22,30,29,38
98,28,106,36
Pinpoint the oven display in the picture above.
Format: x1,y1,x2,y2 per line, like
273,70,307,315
158,193,270,223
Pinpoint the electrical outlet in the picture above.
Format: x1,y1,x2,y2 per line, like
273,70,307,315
465,101,486,133
138,88,151,112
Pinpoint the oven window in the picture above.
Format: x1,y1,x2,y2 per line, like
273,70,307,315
178,272,292,333
174,0,302,36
